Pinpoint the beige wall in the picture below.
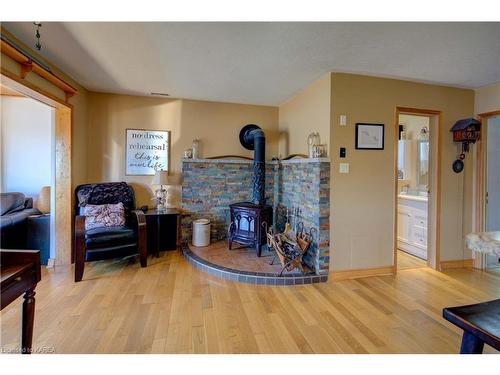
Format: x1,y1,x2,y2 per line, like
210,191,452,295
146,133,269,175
0,28,89,190
87,92,279,207
278,73,331,157
475,82,500,114
330,73,475,271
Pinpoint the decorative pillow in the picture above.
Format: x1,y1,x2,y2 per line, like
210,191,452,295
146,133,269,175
36,186,51,214
84,202,125,230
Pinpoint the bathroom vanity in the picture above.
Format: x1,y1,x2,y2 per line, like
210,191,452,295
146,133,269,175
397,134,429,261
397,193,428,260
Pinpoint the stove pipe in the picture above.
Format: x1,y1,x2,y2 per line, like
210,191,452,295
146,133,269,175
240,125,266,206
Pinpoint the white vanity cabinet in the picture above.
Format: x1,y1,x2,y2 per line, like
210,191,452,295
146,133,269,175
397,195,428,260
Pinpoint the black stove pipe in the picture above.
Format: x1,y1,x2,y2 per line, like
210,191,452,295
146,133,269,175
243,128,266,206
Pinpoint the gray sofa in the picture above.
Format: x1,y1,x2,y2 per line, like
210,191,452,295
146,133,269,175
0,192,43,251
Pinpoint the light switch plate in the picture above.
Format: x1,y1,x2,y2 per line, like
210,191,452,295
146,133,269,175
339,115,347,126
339,163,349,173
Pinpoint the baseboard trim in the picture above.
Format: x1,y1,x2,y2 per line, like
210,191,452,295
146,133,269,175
440,259,473,270
331,265,395,281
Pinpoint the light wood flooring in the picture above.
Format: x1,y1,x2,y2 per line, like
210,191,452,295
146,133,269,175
397,250,427,270
1,251,499,354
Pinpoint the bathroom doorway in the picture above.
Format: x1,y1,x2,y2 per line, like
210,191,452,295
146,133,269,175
394,107,441,271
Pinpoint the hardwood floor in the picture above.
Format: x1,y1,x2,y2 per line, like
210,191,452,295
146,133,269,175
1,251,499,354
397,249,427,270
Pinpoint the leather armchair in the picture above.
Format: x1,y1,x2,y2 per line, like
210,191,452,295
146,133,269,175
73,182,147,282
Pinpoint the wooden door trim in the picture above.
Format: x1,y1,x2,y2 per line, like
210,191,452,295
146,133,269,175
1,71,72,266
394,106,442,272
475,110,500,232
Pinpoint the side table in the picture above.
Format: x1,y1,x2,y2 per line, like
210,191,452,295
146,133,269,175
144,208,180,257
1,249,41,354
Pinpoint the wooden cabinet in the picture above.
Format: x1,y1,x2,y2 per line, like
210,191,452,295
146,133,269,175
397,198,428,260
397,209,412,243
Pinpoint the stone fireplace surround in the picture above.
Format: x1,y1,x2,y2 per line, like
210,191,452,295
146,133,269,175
181,158,330,282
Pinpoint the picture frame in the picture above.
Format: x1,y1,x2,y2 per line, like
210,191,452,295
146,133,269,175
355,123,384,150
125,128,170,175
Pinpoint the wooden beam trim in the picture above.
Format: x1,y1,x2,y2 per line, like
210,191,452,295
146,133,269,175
478,110,500,119
1,68,72,109
1,38,78,101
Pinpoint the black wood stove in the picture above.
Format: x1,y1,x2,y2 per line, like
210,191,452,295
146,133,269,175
229,202,272,257
228,124,272,257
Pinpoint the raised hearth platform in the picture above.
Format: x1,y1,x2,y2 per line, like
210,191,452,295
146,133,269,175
182,241,327,285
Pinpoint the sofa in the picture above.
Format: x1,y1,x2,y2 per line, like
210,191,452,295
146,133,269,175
0,192,50,264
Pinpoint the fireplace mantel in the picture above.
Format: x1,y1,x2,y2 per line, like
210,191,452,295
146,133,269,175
182,157,330,164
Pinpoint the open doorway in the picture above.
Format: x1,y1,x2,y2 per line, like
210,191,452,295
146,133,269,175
394,107,441,271
1,72,72,266
1,85,55,265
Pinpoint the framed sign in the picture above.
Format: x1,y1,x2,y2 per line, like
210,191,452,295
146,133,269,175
125,129,170,175
355,123,384,150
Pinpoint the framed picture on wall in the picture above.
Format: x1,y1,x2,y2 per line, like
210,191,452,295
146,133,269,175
355,123,384,150
125,129,170,175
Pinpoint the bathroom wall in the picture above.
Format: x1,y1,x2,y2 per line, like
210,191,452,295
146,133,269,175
398,114,430,191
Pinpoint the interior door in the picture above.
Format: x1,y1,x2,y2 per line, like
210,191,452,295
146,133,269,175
486,116,500,231
486,116,500,268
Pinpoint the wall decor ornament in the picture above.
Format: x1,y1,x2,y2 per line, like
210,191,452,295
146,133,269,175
125,129,170,175
355,123,385,150
449,118,481,174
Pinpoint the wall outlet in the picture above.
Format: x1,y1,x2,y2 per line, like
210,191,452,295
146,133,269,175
339,115,347,126
339,163,349,173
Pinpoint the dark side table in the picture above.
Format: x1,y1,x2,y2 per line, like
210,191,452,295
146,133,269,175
443,299,500,354
1,249,41,354
144,208,180,257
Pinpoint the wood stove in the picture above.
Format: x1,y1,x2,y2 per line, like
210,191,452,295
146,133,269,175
228,124,271,256
229,202,272,257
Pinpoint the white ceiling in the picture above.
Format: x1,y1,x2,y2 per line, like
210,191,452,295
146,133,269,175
3,22,500,106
